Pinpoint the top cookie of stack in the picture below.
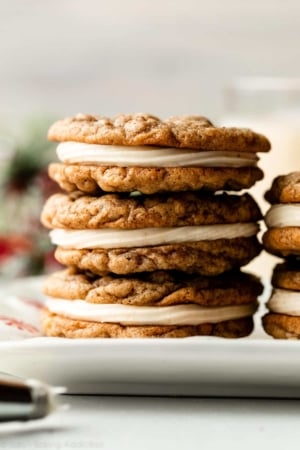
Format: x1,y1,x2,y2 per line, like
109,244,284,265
41,113,269,339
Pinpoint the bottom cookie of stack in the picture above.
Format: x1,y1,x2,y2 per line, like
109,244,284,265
263,261,300,339
42,268,262,338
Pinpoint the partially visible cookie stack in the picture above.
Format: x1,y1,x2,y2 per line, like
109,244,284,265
41,113,270,338
262,172,300,339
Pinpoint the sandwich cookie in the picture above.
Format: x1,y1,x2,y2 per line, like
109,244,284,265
48,114,270,194
42,268,262,338
41,191,262,275
263,172,300,257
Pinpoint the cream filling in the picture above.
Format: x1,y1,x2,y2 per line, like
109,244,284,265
56,142,259,167
265,204,300,228
49,223,259,249
45,298,257,326
267,289,300,316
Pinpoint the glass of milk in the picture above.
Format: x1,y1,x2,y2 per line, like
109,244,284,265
221,77,300,280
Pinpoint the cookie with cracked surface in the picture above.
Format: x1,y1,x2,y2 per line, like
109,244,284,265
272,261,300,291
54,236,261,276
262,315,300,340
41,191,262,230
263,228,300,257
265,172,300,204
48,113,270,152
48,163,264,195
43,267,263,306
42,311,254,338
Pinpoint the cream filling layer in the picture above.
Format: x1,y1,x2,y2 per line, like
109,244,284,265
56,142,259,167
45,298,257,326
265,204,300,228
50,223,259,249
267,289,300,316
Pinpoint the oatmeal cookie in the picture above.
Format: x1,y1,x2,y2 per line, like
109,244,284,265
42,311,254,338
48,163,264,195
263,314,300,340
263,228,300,257
41,191,262,230
265,172,300,204
272,261,300,291
48,113,270,152
43,267,263,306
54,236,261,276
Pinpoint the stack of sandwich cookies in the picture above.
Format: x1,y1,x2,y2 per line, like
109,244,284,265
262,172,300,339
41,113,269,338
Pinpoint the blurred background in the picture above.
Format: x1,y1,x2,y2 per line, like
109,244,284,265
1,0,300,121
0,0,299,277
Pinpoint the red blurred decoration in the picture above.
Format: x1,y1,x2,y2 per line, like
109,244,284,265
0,234,32,262
0,118,62,277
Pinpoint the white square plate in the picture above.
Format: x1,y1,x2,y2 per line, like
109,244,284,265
1,276,299,398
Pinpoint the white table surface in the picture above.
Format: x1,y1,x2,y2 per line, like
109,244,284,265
1,395,300,450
